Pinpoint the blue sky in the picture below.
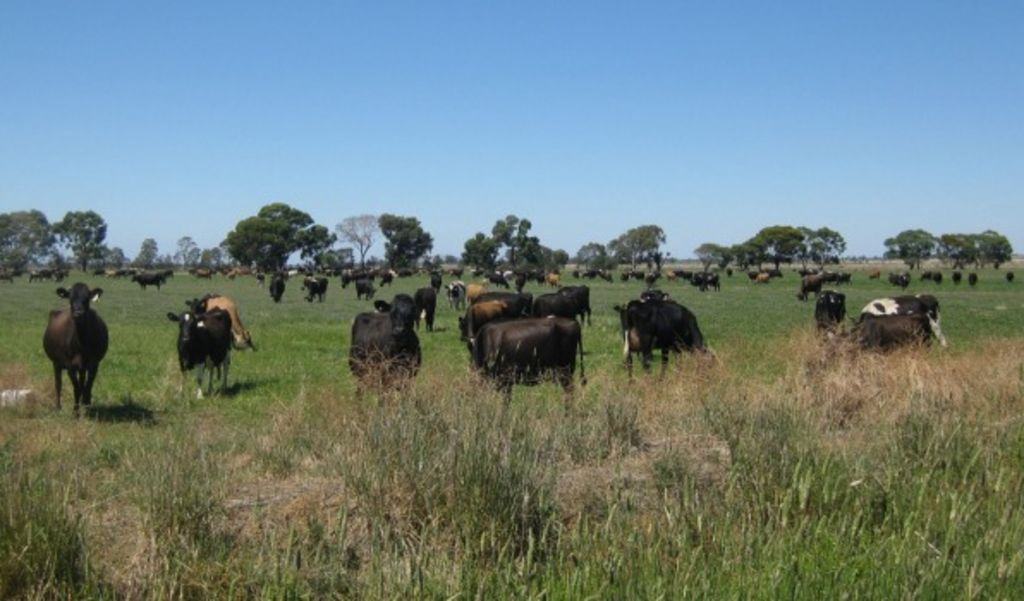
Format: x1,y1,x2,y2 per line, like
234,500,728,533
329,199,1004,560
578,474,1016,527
1,1,1021,259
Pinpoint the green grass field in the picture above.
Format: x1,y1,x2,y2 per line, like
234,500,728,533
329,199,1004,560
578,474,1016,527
2,266,1023,598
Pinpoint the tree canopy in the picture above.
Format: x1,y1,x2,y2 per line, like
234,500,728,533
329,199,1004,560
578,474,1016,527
607,225,665,269
462,232,499,270
379,214,433,269
0,210,54,270
884,229,937,270
223,203,331,271
491,215,540,267
53,210,107,271
694,243,733,271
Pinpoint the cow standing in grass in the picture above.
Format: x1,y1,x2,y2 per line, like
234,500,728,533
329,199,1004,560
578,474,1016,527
349,295,421,387
43,284,109,415
167,304,233,398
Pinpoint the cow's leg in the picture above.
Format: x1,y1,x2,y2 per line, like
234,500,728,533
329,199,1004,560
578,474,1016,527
195,363,205,399
52,364,63,411
83,364,98,406
641,351,653,373
221,354,231,391
929,317,948,348
68,367,84,416
659,350,670,378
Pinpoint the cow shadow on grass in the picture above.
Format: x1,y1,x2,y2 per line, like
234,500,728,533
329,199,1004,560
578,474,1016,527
86,395,157,425
220,381,260,398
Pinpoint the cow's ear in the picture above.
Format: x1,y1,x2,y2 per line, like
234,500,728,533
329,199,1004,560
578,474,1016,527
167,312,180,322
56,287,69,298
374,300,391,312
90,288,103,302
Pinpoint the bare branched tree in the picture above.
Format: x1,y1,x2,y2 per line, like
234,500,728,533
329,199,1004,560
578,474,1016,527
336,214,379,268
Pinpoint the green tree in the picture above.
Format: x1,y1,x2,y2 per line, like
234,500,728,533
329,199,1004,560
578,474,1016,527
491,215,541,267
884,229,937,270
607,225,666,269
297,224,337,268
0,210,54,270
937,233,977,268
975,230,1013,268
751,225,805,270
223,203,329,271
462,232,499,270
730,241,763,270
378,214,433,269
174,236,202,267
103,246,127,268
801,227,846,268
694,243,732,272
53,210,107,272
134,238,159,268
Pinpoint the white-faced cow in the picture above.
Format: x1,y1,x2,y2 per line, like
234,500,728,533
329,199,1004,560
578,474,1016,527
302,276,329,302
471,317,585,399
859,294,946,347
43,283,109,415
614,298,706,377
349,294,421,387
446,281,467,311
167,304,233,398
413,287,437,332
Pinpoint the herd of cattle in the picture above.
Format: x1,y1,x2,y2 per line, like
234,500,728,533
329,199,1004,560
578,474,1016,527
32,262,1014,415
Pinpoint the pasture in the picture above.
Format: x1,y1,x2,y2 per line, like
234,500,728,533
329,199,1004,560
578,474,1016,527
2,266,1024,598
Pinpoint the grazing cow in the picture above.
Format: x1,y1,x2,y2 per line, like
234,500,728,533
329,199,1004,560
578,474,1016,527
557,285,592,325
132,272,167,290
514,272,528,293
532,292,579,321
920,271,936,282
814,290,846,332
269,273,286,303
598,271,613,283
43,283,109,415
797,274,825,301
471,317,585,398
952,271,962,284
755,272,770,284
613,298,706,377
546,272,561,287
853,313,934,350
192,268,213,279
473,291,533,317
489,272,510,289
167,305,232,398
430,272,442,292
767,269,783,279
302,276,329,302
1007,272,1015,283
413,287,437,332
868,270,881,280
746,271,759,281
466,283,488,304
692,272,720,292
29,269,55,282
0,271,14,283
193,295,255,350
860,294,946,347
888,272,910,289
355,278,376,300
644,272,661,288
932,272,943,285
349,295,421,385
836,272,852,285
968,272,978,287
446,281,467,311
379,271,395,287
449,267,464,277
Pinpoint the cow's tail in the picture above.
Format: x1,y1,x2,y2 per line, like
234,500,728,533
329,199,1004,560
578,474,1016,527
577,331,587,386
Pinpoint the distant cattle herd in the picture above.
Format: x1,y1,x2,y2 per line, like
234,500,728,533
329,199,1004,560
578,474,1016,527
16,262,1015,414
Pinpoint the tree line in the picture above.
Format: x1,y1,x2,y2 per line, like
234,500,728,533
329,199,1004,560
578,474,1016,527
0,206,1015,273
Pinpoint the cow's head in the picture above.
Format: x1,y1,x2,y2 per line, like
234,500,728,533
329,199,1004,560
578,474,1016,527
376,295,417,338
57,283,102,319
167,309,200,345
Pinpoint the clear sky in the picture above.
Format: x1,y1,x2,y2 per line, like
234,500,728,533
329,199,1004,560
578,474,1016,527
1,1,1021,260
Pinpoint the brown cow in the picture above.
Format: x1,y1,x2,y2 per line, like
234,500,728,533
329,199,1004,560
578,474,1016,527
467,283,488,304
755,272,770,284
853,313,933,350
458,299,522,346
797,274,825,301
194,295,255,350
43,283,109,415
868,270,881,280
546,272,561,287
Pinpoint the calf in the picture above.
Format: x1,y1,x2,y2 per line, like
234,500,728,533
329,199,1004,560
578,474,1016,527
167,305,233,398
413,287,437,332
471,317,585,398
613,298,706,377
269,273,286,303
302,276,329,302
379,271,395,287
860,294,946,347
853,313,933,350
355,278,376,300
814,290,846,332
194,295,255,350
446,281,467,311
349,294,421,385
43,284,109,415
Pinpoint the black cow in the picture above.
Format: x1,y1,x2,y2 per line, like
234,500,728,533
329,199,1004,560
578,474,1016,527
1007,272,1015,283
379,271,395,287
430,272,443,292
952,271,962,284
302,276,329,302
269,273,286,303
488,272,510,289
167,305,233,398
532,292,578,320
613,298,706,377
471,317,585,398
355,278,376,300
349,295,421,385
413,287,437,332
814,290,846,332
446,281,467,311
853,313,933,350
43,284,109,415
644,272,661,288
474,292,533,317
692,272,720,292
132,272,167,290
557,285,591,325
968,272,978,287
835,272,852,285
888,272,910,289
640,289,670,302
514,272,528,293
860,294,946,347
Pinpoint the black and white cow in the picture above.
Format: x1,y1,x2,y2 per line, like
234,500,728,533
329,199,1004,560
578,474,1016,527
302,276,329,302
814,290,846,332
853,313,934,351
446,281,467,311
859,294,946,347
167,304,233,398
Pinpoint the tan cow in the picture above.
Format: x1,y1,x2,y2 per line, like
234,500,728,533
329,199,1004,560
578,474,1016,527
546,272,561,287
467,283,488,304
755,272,771,284
195,295,255,350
